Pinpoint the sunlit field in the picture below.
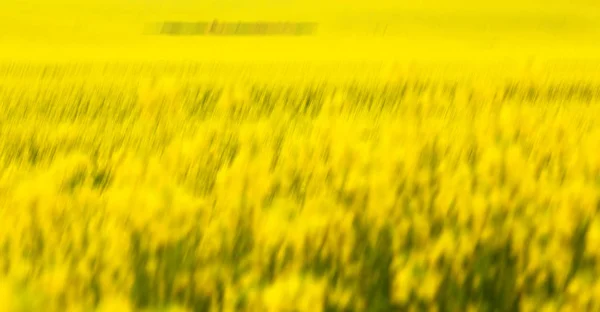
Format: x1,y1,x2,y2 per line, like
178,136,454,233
0,1,599,311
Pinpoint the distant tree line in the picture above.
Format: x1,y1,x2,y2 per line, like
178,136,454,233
158,20,318,36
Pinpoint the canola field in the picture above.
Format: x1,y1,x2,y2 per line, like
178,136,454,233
0,61,598,312
1,1,600,311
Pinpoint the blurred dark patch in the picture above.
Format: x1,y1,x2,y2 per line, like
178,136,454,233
153,21,318,36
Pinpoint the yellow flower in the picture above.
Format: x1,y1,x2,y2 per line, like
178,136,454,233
96,295,133,312
520,296,537,312
328,286,352,310
392,266,413,305
41,265,70,297
417,271,442,302
0,281,15,312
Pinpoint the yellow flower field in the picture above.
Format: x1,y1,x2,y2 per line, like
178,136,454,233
0,61,598,311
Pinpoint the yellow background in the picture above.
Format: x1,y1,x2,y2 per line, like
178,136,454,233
1,0,599,62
